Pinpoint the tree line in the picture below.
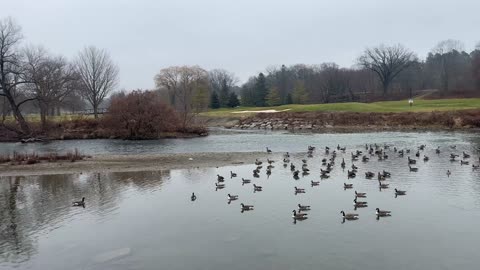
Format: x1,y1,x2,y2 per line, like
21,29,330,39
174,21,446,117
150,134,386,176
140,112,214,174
2,16,480,137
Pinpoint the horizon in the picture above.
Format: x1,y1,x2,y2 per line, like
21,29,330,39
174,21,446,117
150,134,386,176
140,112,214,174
3,0,480,90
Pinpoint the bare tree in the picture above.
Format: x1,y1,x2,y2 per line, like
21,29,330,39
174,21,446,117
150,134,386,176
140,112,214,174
358,44,417,95
75,46,119,118
24,46,78,129
154,66,209,127
208,69,238,107
430,39,465,91
0,17,33,135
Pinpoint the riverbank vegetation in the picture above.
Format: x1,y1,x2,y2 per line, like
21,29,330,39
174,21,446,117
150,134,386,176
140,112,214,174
0,148,85,165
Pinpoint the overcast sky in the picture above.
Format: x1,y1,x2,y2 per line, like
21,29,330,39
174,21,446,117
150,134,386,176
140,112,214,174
2,0,480,90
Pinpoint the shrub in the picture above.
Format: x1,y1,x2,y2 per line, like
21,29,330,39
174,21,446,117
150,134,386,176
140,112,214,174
103,90,180,139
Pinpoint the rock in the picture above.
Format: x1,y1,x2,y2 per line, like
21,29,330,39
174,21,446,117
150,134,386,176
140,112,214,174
93,247,131,263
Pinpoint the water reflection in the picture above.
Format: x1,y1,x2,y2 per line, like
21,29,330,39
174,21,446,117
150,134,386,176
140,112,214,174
0,170,170,266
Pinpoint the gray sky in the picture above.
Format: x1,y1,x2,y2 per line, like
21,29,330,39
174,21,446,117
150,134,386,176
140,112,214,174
2,0,480,90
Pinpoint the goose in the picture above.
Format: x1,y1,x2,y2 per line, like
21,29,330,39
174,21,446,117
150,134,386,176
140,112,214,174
341,158,346,168
294,186,306,193
266,147,272,153
253,184,263,191
409,165,418,172
191,193,197,201
267,159,275,164
302,159,307,164
266,169,272,175
290,163,296,171
379,181,389,189
419,144,426,150
450,153,459,160
461,160,469,165
436,147,440,154
215,183,225,188
321,168,330,175
230,171,237,178
298,204,311,211
311,180,320,186
255,159,263,166
408,157,416,165
283,158,290,163
473,164,480,170
227,194,239,200
292,210,308,219
267,164,274,170
463,152,471,159
351,164,358,170
353,198,368,207
344,183,353,189
340,211,359,220
73,197,85,207
284,152,290,158
347,170,356,178
395,188,406,195
382,170,391,177
377,172,386,181
355,191,367,198
362,155,369,162
376,208,392,216
365,171,375,178
242,178,251,184
446,170,451,176
240,203,254,211
320,174,330,179
423,155,429,162
293,170,300,177
253,171,260,178
302,167,310,172
217,174,225,182
308,145,316,151
450,145,457,149
415,151,420,158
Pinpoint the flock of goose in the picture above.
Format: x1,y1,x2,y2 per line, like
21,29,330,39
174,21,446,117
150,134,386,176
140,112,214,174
188,143,480,223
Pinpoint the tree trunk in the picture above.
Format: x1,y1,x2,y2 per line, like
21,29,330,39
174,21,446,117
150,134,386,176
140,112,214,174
4,92,30,135
40,103,48,131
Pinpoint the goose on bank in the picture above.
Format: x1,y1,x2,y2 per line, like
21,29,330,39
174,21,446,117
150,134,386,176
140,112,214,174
73,197,85,207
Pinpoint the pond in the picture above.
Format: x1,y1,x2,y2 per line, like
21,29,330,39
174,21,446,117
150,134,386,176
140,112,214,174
1,131,480,269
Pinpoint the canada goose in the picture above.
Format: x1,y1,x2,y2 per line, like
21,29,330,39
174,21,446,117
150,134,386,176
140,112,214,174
215,183,225,189
419,144,426,150
266,169,272,175
292,210,308,219
290,163,296,171
461,151,469,158
253,184,263,191
340,211,359,220
321,168,330,175
73,197,85,207
351,164,358,170
311,180,320,186
347,170,356,178
378,172,386,181
302,167,310,172
308,145,316,151
436,147,440,154
294,186,306,193
408,157,416,165
267,159,274,164
230,171,237,178
461,160,469,165
283,158,290,163
253,171,260,178
298,204,311,211
320,174,330,179
266,147,272,153
344,183,353,189
341,158,346,168
255,159,263,166
293,170,300,177
242,178,251,184
355,191,367,197
415,151,420,158
191,193,197,201
395,188,406,195
217,174,225,182
446,170,451,176
241,203,254,210
423,155,429,162
267,164,274,170
284,152,290,158
227,194,239,200
362,156,369,162
302,159,307,164
376,208,392,216
379,181,389,189
382,170,391,177
450,145,457,149
409,165,418,172
450,153,459,160
353,198,368,207
365,171,375,178
473,164,480,170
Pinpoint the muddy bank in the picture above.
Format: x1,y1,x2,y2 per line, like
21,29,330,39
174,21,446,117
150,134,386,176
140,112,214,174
0,152,275,177
228,110,480,131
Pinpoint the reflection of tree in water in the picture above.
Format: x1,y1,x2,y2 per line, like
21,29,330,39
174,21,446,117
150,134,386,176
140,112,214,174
179,168,215,184
0,170,170,265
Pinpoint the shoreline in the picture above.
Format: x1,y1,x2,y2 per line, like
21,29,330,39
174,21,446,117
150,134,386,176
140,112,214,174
0,152,274,177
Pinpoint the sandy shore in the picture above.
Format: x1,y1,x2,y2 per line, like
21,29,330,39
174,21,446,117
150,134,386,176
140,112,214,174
0,152,276,177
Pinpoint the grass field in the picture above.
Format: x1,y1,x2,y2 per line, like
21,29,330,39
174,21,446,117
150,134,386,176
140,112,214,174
202,98,480,117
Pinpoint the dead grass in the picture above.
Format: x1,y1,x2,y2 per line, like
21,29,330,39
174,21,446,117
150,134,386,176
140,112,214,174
0,148,86,165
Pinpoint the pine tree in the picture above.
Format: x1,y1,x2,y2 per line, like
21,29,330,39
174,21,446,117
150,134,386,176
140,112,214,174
266,87,282,106
285,93,293,104
210,91,220,109
292,81,309,104
227,92,240,107
254,73,268,107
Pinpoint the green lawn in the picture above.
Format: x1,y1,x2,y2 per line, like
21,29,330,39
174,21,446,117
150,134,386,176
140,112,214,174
202,98,480,117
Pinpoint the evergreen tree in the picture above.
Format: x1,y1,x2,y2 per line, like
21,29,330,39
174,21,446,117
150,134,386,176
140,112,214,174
254,73,268,107
219,79,230,107
285,93,293,104
227,92,240,107
266,87,282,106
292,81,309,104
210,91,220,109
